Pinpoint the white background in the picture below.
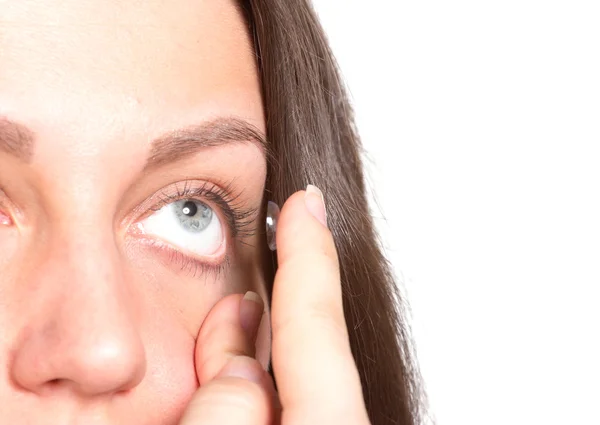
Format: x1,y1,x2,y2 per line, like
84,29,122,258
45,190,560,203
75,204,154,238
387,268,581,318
312,1,600,424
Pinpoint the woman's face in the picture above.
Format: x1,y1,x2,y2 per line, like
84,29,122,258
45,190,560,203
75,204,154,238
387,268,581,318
0,0,269,422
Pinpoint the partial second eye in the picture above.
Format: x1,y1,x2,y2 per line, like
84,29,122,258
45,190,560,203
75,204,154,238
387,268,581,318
139,199,225,257
0,210,11,226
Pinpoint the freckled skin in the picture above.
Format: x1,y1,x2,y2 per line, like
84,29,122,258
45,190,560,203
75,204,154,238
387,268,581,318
0,0,269,423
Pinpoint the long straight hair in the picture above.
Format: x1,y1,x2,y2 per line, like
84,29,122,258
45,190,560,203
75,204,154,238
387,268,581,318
240,1,424,424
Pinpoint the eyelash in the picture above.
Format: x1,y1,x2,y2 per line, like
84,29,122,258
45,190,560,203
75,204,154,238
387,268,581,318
138,180,259,278
139,237,232,280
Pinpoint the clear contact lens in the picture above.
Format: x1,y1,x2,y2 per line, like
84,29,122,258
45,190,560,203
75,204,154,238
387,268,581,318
266,201,280,251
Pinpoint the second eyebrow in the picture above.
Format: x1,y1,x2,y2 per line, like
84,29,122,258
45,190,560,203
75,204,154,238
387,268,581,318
0,116,36,162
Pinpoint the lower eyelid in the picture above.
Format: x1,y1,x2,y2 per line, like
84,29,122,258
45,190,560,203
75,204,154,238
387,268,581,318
130,232,229,278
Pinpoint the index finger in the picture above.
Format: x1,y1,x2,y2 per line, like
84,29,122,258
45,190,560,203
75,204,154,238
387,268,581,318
271,185,370,424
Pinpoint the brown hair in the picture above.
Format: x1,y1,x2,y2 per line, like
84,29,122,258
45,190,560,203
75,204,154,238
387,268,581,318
239,1,425,424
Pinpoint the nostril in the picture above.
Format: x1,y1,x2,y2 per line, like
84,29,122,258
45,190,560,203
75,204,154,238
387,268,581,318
39,378,63,394
45,379,63,390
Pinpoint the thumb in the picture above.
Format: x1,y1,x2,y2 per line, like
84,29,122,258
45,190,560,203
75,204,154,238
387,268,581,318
179,292,277,425
195,292,264,385
179,355,275,425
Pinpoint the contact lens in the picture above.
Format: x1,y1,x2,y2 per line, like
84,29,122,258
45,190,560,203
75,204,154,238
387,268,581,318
266,201,280,251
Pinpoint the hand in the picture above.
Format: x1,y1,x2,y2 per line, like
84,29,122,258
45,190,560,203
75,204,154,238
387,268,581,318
179,186,371,425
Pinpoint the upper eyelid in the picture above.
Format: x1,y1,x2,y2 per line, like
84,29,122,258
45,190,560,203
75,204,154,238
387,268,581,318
151,189,236,234
130,180,259,240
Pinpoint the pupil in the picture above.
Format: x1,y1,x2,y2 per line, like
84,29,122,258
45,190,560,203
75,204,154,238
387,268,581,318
182,201,198,216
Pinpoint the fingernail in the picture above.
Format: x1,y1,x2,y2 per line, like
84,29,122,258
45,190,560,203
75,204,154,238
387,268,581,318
239,291,264,344
219,355,263,385
305,184,327,227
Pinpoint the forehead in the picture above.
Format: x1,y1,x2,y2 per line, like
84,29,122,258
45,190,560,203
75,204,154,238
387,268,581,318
0,0,263,145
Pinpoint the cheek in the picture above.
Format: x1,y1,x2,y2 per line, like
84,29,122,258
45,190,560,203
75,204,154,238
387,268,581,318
126,241,241,335
122,260,219,423
117,246,221,421
126,237,263,335
123,236,268,420
132,310,198,423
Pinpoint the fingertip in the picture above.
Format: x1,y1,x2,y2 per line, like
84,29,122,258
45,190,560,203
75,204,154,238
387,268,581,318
278,185,327,226
277,190,307,223
195,293,254,385
196,293,245,344
276,186,334,264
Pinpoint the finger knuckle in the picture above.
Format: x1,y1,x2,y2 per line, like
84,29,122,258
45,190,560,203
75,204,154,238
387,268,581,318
305,306,350,340
188,377,270,421
273,303,348,344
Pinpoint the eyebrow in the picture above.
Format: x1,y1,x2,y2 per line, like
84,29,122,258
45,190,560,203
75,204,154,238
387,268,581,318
0,116,36,162
0,116,267,167
145,117,267,171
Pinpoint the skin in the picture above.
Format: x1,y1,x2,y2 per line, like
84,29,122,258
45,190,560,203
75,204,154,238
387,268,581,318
0,0,371,423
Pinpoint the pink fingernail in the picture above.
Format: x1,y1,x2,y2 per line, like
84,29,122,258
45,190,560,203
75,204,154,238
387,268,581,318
304,184,327,228
239,291,264,344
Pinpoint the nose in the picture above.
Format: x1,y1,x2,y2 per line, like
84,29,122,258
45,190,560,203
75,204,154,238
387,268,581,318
10,231,146,397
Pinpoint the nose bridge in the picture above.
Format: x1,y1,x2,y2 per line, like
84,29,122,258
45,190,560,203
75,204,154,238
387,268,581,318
37,167,127,301
53,213,122,289
10,209,146,397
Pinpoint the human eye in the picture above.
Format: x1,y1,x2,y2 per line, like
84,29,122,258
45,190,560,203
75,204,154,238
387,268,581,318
0,189,15,227
129,180,258,276
0,208,11,226
140,198,224,257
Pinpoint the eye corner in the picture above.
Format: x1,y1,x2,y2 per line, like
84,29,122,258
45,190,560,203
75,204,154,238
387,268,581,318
0,211,13,227
0,189,17,227
126,220,147,236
